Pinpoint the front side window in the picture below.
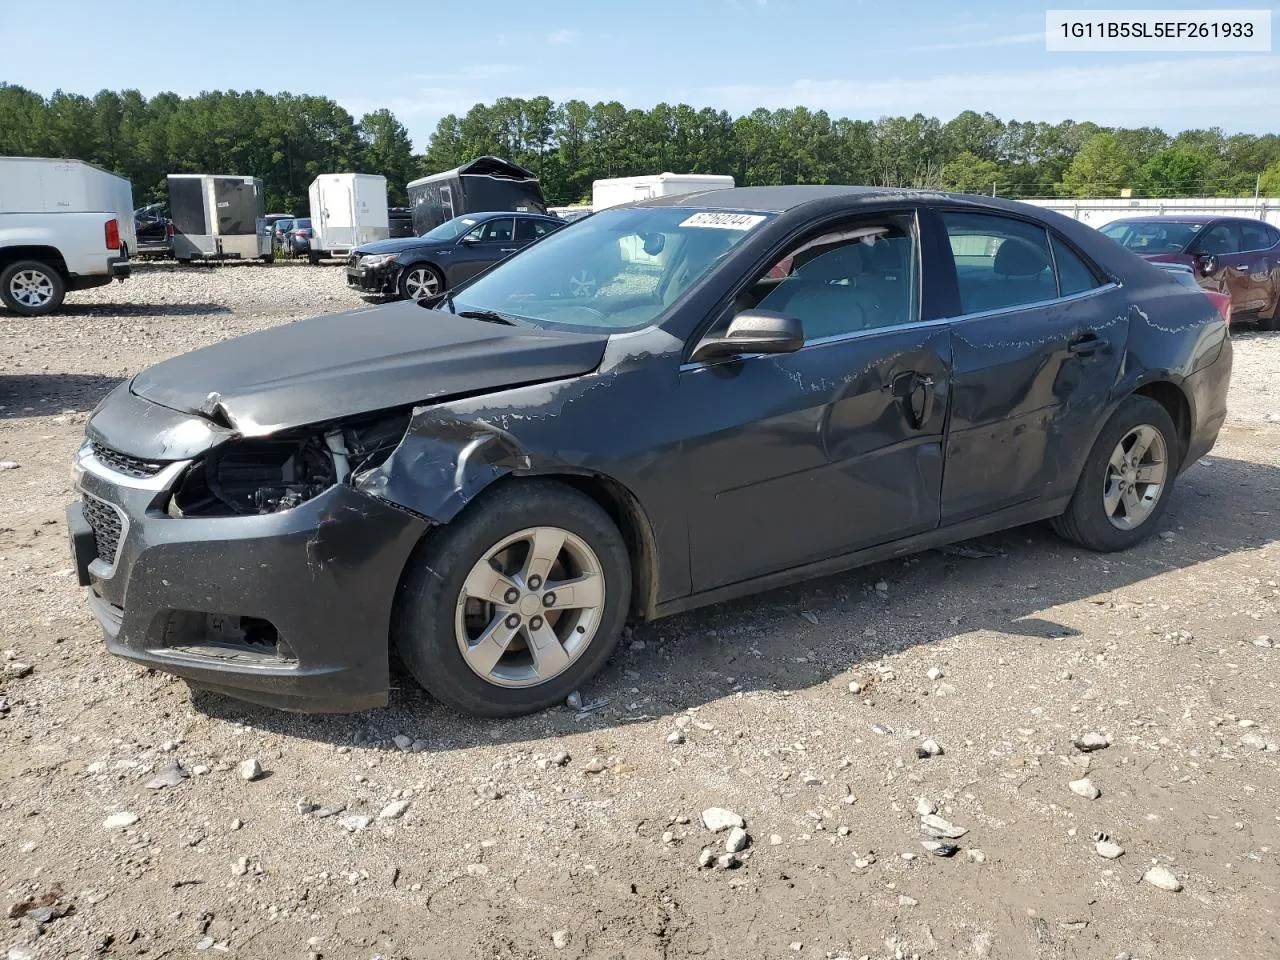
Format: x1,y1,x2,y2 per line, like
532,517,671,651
466,218,515,243
942,211,1055,314
515,218,557,241
450,206,772,332
1194,224,1240,255
732,217,919,341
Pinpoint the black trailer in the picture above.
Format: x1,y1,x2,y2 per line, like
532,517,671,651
167,174,272,262
406,157,546,236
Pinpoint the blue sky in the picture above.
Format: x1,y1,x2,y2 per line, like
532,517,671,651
2,0,1278,149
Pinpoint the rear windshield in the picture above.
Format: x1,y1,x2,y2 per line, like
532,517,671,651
449,206,774,332
1100,220,1204,253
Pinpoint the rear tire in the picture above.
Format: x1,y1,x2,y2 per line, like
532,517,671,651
1051,395,1179,551
0,259,66,316
393,480,631,717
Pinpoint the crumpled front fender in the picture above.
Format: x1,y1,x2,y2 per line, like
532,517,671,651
354,412,531,522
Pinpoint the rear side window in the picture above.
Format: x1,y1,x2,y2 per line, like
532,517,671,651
942,212,1055,314
1240,222,1275,252
1051,235,1103,297
515,218,557,241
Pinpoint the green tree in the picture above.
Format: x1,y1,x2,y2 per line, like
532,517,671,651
1057,132,1136,197
1260,161,1280,196
358,109,415,204
1138,148,1207,197
940,152,1002,194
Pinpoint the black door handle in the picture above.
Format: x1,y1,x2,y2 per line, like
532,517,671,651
885,371,935,429
1068,334,1109,357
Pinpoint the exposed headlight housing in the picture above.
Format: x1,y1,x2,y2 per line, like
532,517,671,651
169,411,411,517
359,253,398,268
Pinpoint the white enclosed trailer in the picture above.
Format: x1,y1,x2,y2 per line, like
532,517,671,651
591,173,735,211
308,173,390,262
167,174,271,262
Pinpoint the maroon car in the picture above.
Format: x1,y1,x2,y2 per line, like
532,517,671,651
1100,216,1280,330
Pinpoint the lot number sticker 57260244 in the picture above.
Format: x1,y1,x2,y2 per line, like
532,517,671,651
679,212,768,230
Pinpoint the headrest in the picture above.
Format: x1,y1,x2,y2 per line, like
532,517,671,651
993,239,1049,277
798,244,863,282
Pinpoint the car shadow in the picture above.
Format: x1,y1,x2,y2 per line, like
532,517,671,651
0,373,126,418
190,452,1280,752
50,302,232,317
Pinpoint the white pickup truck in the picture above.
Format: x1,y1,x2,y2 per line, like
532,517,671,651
0,157,135,316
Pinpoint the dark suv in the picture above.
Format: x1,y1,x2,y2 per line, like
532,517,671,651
1100,216,1280,329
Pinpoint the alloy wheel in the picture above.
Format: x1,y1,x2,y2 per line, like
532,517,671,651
454,526,606,688
1103,424,1168,530
9,269,55,309
404,267,439,300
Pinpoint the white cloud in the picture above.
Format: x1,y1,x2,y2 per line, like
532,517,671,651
911,31,1043,52
545,29,581,45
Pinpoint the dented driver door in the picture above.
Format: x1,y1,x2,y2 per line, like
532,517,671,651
678,213,950,593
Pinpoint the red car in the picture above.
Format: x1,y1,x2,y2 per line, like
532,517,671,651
1100,215,1280,330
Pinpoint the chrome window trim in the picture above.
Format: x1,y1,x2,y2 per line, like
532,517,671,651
679,282,1120,372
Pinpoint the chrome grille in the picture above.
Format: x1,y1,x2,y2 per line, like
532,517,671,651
81,495,123,565
91,441,166,479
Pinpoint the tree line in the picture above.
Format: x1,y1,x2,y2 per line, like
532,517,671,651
4,84,1279,215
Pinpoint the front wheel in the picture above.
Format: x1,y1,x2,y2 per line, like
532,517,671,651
1051,395,1179,551
0,260,66,315
399,264,443,301
393,480,631,716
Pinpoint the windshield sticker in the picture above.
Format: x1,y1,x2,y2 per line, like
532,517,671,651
679,212,767,231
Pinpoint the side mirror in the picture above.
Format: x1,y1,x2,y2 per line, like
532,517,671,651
690,310,804,363
460,235,479,245
1197,254,1219,275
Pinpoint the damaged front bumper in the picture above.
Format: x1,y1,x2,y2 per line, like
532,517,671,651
70,441,429,713
345,256,398,295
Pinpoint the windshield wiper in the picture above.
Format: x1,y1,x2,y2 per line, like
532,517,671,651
457,309,518,326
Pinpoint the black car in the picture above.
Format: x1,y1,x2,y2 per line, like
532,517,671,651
285,218,312,256
133,203,173,257
346,211,564,300
68,186,1231,717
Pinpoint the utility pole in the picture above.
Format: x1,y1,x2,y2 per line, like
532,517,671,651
991,182,996,197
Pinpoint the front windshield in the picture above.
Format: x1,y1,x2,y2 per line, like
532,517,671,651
1101,220,1203,253
422,215,480,241
450,207,773,331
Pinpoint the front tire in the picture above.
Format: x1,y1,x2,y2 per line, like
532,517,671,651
393,480,631,717
1051,395,1179,551
398,264,443,301
1,260,66,316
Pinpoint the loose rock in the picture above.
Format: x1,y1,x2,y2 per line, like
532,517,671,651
102,812,139,829
921,840,959,857
1074,732,1110,753
927,666,945,681
715,852,741,870
237,758,264,781
725,826,750,853
666,730,685,745
551,930,570,949
701,808,745,832
920,814,968,839
697,848,716,869
379,799,411,820
916,739,945,758
916,797,938,816
338,815,371,832
145,762,188,790
3,662,32,678
1095,839,1125,860
1069,778,1101,800
1143,865,1182,891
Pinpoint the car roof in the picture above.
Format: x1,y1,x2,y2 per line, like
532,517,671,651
635,184,922,212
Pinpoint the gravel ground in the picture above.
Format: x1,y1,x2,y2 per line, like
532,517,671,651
1,263,1277,960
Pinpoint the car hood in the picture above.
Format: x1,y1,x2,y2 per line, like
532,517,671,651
352,236,443,256
127,300,609,435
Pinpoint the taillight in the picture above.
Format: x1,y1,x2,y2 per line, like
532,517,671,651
167,223,175,238
1207,291,1232,326
105,218,120,250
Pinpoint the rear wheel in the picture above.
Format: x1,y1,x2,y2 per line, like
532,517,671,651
1051,395,1178,551
399,264,443,301
0,260,66,316
393,480,631,717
